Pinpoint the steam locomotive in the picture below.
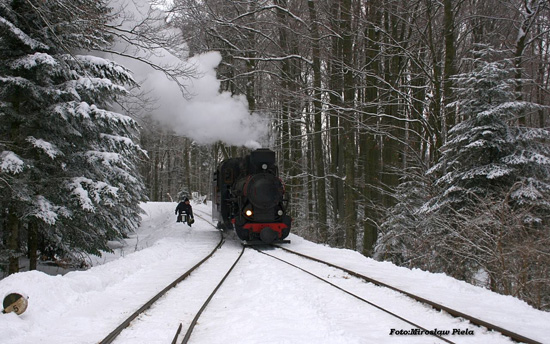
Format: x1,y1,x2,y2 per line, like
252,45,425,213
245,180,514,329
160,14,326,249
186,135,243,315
212,148,291,244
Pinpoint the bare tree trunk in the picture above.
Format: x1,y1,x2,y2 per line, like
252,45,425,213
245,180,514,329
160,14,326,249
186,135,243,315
7,210,19,275
275,0,297,220
341,0,357,250
362,0,382,256
308,0,328,242
514,0,541,126
426,0,444,160
28,221,38,271
153,147,160,201
328,0,344,245
245,2,257,112
381,3,403,208
443,0,457,132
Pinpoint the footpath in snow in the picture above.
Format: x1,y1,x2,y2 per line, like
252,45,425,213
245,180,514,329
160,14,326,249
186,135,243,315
0,202,548,344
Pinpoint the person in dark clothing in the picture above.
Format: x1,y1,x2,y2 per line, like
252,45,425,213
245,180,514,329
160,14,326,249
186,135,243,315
175,197,194,226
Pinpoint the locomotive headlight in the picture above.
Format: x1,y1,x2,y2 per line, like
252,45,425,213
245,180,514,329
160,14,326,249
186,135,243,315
262,164,268,170
277,210,284,216
245,209,253,217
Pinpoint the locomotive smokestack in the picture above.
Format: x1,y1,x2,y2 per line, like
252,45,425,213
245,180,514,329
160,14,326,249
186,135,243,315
249,149,276,174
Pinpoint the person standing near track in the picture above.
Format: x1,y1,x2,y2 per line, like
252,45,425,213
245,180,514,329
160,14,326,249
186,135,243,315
175,197,194,226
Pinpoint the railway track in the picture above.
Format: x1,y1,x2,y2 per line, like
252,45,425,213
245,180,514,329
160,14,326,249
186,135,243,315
173,246,245,344
171,209,245,344
181,245,471,343
98,211,225,344
253,246,458,343
267,245,542,344
97,209,541,344
98,209,248,344
191,209,217,227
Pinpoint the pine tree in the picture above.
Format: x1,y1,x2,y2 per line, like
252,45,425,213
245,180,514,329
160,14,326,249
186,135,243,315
374,167,434,267
420,45,550,308
425,45,550,223
0,0,146,272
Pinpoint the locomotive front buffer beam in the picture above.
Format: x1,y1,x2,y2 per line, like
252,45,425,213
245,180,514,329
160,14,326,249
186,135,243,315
242,239,291,246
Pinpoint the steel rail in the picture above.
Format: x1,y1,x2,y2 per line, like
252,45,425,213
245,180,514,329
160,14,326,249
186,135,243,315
191,209,216,227
97,228,224,344
179,246,246,344
276,245,542,344
255,247,455,344
171,323,183,344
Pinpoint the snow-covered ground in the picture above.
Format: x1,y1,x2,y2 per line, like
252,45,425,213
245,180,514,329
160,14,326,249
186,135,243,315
1,202,548,344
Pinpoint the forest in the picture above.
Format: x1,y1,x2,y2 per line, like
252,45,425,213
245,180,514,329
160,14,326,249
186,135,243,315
1,0,549,311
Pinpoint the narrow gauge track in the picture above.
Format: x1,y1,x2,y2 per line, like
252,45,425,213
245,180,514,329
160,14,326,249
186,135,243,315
192,208,217,227
98,209,540,344
171,208,245,344
173,246,245,344
271,245,542,344
98,211,224,344
252,247,454,344
99,209,246,344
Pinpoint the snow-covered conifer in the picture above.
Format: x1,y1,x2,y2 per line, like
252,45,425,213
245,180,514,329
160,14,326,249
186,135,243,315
0,0,146,270
417,45,550,305
374,167,434,266
376,45,550,309
425,45,550,223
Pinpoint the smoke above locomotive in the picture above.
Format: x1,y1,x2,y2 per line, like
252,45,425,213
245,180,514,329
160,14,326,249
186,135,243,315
212,149,292,244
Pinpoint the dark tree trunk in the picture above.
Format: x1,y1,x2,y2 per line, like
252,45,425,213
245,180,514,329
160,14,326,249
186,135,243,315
308,0,328,241
7,210,19,275
28,221,38,271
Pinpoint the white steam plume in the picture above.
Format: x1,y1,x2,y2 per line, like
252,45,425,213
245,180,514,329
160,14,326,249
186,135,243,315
106,0,268,149
146,52,267,149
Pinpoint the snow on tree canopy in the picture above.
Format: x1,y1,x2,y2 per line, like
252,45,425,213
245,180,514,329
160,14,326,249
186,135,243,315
399,46,550,303
1,151,25,174
11,52,58,69
502,151,550,166
66,77,128,99
511,179,544,202
33,195,70,225
425,48,549,215
68,177,120,212
75,55,133,82
0,0,146,258
84,151,125,168
26,136,62,159
0,16,49,50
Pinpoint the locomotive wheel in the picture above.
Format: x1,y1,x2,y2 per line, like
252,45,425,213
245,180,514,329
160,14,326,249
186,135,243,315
260,227,278,244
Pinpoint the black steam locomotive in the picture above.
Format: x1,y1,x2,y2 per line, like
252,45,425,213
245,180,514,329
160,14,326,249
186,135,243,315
212,148,291,244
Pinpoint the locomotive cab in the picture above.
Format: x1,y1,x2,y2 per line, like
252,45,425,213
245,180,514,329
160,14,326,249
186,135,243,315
212,157,243,230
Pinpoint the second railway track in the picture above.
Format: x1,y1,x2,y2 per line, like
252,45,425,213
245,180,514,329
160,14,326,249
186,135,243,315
97,209,543,344
264,245,542,344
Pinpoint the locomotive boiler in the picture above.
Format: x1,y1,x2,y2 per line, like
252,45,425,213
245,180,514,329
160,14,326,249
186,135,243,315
212,148,291,244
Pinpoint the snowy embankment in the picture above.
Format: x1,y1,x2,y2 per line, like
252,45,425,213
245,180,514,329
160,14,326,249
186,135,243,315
0,202,219,344
0,202,548,344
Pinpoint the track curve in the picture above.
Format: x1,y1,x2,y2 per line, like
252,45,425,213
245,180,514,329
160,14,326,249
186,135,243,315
177,245,246,344
98,222,224,344
254,247,455,343
273,245,542,344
